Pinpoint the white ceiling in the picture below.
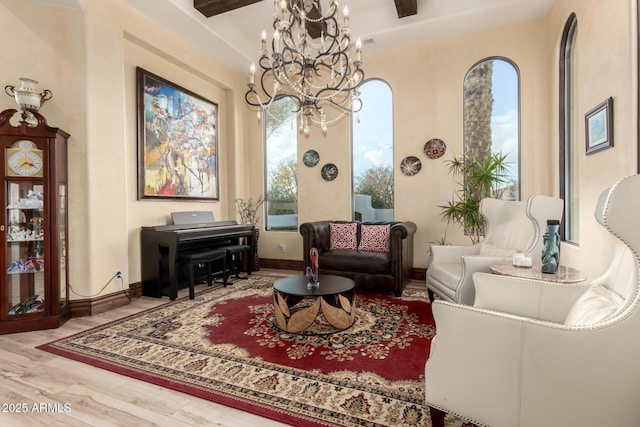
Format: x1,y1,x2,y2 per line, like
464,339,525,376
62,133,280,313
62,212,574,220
42,0,556,73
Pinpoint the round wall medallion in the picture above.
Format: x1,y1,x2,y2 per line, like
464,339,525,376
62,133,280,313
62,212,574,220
424,138,447,159
321,163,338,181
400,156,422,176
303,149,320,167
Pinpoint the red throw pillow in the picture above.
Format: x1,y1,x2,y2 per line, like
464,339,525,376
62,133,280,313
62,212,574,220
329,223,358,250
358,224,390,252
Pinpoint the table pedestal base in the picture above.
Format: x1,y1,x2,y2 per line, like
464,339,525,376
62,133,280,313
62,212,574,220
273,289,356,335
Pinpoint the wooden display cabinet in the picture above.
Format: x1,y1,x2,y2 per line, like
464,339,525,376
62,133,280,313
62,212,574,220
0,109,69,334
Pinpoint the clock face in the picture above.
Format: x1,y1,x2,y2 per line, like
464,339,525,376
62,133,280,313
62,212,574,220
8,149,43,177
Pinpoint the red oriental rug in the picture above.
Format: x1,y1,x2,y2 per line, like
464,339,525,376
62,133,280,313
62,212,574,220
38,275,465,427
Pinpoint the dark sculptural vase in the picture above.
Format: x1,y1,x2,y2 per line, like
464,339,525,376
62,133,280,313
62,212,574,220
541,219,561,273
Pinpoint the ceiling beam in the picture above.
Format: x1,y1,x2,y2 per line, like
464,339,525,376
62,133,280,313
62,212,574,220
195,1,418,21
194,0,262,18
393,0,417,18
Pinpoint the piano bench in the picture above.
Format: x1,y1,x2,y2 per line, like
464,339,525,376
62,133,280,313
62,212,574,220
222,244,251,279
178,248,228,300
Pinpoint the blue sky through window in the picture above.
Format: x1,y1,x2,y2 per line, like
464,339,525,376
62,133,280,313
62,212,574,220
490,59,519,184
352,80,393,179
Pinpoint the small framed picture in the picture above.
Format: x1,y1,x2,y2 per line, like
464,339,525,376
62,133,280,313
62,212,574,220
585,97,613,155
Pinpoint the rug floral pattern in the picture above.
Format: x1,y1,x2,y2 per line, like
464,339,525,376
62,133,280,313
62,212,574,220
39,275,467,427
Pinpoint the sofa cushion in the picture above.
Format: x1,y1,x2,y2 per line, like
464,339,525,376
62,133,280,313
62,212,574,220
564,285,625,326
329,222,357,250
358,224,390,252
320,249,390,274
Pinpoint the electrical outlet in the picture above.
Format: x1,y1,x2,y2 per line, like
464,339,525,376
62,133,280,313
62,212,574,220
279,243,286,252
114,269,122,279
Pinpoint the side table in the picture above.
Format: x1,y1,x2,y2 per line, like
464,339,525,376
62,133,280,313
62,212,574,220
489,263,587,284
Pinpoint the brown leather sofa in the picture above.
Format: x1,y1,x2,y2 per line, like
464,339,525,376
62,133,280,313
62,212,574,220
299,220,416,296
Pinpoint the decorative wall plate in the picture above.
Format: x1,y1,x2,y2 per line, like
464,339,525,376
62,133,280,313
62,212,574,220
321,163,338,181
424,138,447,159
303,149,320,167
400,156,422,176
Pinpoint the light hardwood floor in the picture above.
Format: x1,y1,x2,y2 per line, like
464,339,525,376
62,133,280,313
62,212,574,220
0,271,426,426
0,274,290,426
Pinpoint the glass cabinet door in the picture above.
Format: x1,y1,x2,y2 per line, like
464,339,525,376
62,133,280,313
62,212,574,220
58,183,67,311
5,181,45,317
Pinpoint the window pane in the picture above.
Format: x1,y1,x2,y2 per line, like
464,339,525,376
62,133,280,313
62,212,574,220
265,97,298,231
352,80,394,221
464,58,520,201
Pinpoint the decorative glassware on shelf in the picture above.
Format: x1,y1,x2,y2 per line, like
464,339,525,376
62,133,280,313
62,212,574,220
541,219,561,273
306,247,319,289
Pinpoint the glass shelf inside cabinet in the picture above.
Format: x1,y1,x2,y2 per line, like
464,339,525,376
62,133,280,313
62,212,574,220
6,181,45,316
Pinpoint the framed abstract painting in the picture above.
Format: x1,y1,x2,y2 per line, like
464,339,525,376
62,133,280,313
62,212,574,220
136,67,219,200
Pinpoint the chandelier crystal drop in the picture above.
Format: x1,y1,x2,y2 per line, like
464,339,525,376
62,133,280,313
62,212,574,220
245,0,364,135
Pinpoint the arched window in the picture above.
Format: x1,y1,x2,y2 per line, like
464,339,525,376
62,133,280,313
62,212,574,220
351,79,394,221
264,97,298,231
463,57,521,200
560,14,578,242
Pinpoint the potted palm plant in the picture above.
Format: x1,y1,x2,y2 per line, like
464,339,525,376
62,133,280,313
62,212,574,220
439,152,511,244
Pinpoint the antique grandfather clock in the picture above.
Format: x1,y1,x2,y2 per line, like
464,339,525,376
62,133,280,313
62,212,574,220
0,108,69,334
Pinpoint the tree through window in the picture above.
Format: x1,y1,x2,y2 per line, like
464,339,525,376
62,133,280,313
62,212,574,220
463,57,520,201
351,79,394,221
265,97,298,231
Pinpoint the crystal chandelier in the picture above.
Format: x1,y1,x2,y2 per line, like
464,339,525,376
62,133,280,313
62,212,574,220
245,0,365,135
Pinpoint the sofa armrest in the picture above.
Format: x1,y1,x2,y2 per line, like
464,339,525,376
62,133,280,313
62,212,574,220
299,221,334,269
390,221,417,239
425,300,527,426
430,244,481,265
446,254,510,305
390,221,416,296
473,272,591,323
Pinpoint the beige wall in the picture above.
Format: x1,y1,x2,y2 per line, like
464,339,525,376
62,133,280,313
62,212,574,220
548,0,637,278
250,0,637,279
1,0,250,298
253,16,556,267
1,0,636,299
1,1,90,295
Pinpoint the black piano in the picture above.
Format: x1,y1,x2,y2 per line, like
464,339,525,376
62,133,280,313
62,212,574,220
140,219,255,299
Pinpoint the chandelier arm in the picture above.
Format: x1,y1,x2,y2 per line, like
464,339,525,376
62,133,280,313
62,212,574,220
280,47,305,71
273,93,303,111
245,0,365,134
257,54,274,71
320,94,362,113
323,15,340,38
246,60,288,108
273,56,306,91
244,90,261,108
312,66,363,95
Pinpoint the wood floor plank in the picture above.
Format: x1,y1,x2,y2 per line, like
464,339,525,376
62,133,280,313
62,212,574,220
0,281,288,426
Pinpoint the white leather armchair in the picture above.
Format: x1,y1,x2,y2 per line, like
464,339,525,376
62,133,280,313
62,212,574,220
426,195,564,305
425,174,640,427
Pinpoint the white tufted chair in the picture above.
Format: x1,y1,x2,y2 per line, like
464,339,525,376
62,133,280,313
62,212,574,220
426,195,564,305
425,174,640,427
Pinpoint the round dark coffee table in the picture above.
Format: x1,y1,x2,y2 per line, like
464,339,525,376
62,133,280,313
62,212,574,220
273,275,356,334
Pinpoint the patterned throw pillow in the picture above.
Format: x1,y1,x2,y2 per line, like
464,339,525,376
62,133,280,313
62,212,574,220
358,224,390,252
329,223,358,250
